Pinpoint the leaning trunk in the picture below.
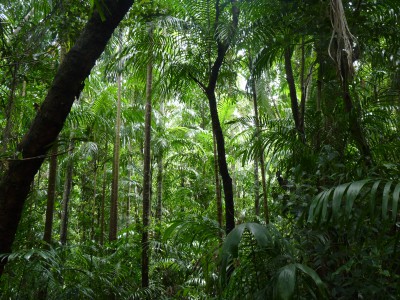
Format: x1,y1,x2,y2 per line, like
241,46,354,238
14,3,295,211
0,0,133,276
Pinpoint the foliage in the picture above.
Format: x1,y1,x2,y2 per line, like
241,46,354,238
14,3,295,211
1,0,400,299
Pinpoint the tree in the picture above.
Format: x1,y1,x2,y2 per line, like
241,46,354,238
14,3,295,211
0,0,134,276
141,24,154,288
184,0,240,234
109,73,123,242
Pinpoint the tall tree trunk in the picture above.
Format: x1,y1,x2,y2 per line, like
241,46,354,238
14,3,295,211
142,26,153,288
284,47,304,137
299,39,306,132
206,89,235,233
91,156,98,240
60,138,74,245
156,151,164,240
253,159,260,216
190,0,239,234
43,45,66,245
43,141,58,244
213,134,223,228
155,103,164,231
109,74,123,242
251,77,269,223
100,163,107,246
0,0,133,276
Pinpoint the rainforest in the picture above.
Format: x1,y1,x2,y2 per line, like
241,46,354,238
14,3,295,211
0,0,399,299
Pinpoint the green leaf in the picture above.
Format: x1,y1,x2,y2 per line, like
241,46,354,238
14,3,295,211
332,182,351,220
295,263,328,298
370,180,381,217
276,263,296,300
392,183,400,221
345,180,370,218
382,181,392,220
244,223,271,248
220,224,246,286
308,191,325,223
24,249,35,260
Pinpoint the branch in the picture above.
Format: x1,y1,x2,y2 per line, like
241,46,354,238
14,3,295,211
188,72,207,93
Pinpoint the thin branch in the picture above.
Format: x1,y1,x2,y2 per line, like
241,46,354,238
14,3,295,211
188,72,207,92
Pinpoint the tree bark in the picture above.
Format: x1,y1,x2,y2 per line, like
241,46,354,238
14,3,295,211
0,0,133,276
43,141,58,244
60,139,74,245
284,47,304,137
100,163,107,246
109,74,123,242
213,134,223,228
250,76,269,223
142,26,153,288
43,45,66,245
192,0,239,235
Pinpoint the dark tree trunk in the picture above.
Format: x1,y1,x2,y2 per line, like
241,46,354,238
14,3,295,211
109,74,122,242
339,54,372,165
213,134,223,228
142,26,153,288
206,89,235,234
0,0,133,276
284,47,304,137
60,139,74,245
191,0,239,235
43,141,58,244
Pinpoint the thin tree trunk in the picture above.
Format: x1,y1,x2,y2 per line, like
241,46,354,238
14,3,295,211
109,74,122,242
251,77,269,223
43,45,65,245
284,47,304,137
43,141,58,244
142,26,153,289
155,153,163,228
299,39,306,132
155,102,164,230
91,156,97,240
213,134,223,228
260,156,269,224
60,138,74,245
192,0,239,235
253,159,260,216
100,163,107,246
0,0,133,276
206,89,235,234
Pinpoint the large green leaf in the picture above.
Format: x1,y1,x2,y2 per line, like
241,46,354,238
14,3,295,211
392,183,400,221
276,264,296,300
345,180,371,218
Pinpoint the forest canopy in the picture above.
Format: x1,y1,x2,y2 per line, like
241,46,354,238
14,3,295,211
0,0,399,299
